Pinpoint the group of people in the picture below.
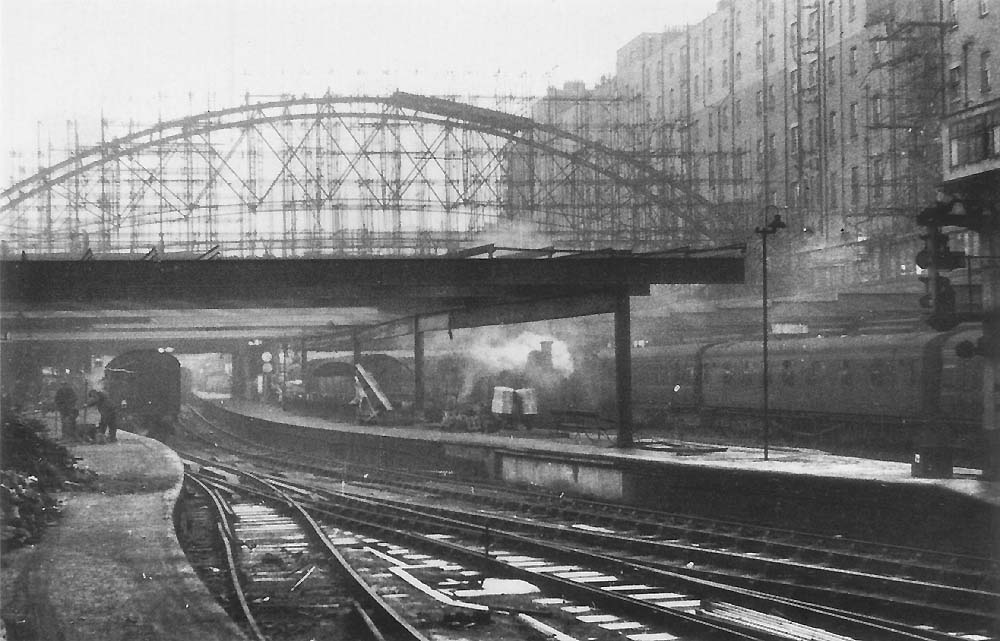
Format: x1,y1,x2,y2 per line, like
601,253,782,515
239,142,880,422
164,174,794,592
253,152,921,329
53,383,118,443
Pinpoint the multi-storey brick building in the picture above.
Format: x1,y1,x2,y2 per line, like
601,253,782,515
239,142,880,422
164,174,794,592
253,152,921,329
532,0,998,297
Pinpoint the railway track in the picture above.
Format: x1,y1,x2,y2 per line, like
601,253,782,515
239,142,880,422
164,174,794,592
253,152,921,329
182,462,773,641
180,454,997,641
179,469,430,640
170,405,999,639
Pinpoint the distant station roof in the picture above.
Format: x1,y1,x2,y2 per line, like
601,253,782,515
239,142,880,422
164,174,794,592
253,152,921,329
1,247,744,352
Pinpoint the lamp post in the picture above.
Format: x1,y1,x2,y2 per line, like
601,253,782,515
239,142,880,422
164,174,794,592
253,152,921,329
754,212,786,461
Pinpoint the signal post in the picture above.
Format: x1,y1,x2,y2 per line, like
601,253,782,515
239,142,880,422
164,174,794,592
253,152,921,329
917,198,998,481
982,225,999,481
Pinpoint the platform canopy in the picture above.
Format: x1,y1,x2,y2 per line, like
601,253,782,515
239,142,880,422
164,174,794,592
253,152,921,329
1,248,744,353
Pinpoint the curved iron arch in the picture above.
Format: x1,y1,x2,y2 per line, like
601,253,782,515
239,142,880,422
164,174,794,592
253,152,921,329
1,92,724,248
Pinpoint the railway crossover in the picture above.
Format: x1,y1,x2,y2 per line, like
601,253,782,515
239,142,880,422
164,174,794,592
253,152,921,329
167,406,1000,641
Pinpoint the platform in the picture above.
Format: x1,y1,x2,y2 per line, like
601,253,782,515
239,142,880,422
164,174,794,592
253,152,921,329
212,397,996,500
0,430,247,641
200,397,1000,558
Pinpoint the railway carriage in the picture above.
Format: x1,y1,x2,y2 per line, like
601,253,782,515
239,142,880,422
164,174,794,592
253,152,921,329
698,331,982,422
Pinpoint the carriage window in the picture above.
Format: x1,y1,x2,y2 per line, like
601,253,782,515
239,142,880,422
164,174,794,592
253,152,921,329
805,361,820,385
839,360,853,387
781,359,794,386
900,359,916,384
869,359,885,386
721,361,733,384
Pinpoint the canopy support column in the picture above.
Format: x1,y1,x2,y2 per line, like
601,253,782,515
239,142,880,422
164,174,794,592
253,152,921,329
413,315,425,421
614,289,633,448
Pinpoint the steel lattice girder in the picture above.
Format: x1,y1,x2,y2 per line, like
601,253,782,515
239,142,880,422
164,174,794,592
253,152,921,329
1,93,726,253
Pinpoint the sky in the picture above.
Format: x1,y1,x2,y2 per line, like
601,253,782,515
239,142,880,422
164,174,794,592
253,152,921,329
0,0,717,167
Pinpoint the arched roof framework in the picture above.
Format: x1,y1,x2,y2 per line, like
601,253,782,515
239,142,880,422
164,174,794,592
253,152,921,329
1,92,729,256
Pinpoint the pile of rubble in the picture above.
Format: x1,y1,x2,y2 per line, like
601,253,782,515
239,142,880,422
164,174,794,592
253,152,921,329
1,413,95,550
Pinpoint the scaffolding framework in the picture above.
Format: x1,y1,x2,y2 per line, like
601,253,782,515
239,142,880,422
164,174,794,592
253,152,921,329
1,92,731,258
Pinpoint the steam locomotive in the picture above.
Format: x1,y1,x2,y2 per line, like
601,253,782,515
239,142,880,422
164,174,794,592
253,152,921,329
104,350,181,436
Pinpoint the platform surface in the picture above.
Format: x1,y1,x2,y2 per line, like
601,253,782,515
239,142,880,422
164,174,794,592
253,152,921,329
0,430,247,641
214,396,999,506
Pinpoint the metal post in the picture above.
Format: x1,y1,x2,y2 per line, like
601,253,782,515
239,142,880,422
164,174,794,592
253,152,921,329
755,213,785,461
614,289,633,448
762,230,770,461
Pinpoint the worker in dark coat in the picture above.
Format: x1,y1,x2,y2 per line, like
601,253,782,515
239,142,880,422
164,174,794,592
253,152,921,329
86,390,118,442
54,383,79,440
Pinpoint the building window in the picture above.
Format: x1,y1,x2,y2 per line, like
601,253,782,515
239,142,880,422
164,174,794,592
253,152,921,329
791,125,801,154
769,34,776,62
829,170,838,207
735,52,742,80
828,56,836,85
708,112,715,137
849,102,859,137
791,68,800,94
756,41,762,68
981,0,990,16
849,0,856,21
789,22,798,52
872,157,884,200
872,94,883,125
768,83,776,109
850,165,860,206
949,65,963,104
721,105,729,132
734,98,742,125
736,9,742,33
809,116,818,149
949,0,958,22
694,74,701,99
808,10,818,37
827,1,836,29
756,89,764,115
722,59,729,86
669,88,675,115
708,68,714,93
829,110,837,145
849,47,858,75
808,59,818,86
757,138,764,168
872,39,882,66
982,51,992,93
